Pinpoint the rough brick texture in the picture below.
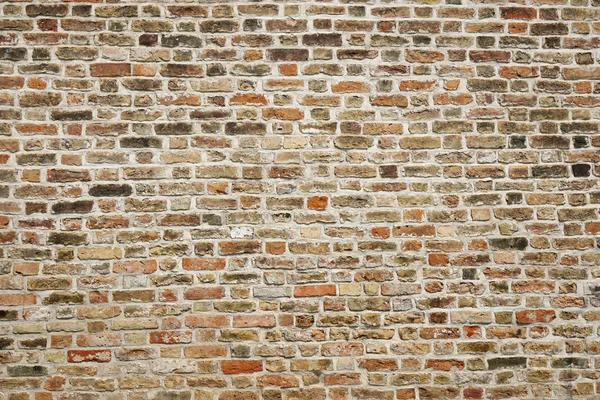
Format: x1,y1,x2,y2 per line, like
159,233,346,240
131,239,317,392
1,0,600,399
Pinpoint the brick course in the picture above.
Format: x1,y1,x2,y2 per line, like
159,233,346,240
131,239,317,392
1,0,600,399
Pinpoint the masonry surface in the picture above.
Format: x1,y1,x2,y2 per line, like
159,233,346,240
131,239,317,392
0,0,599,399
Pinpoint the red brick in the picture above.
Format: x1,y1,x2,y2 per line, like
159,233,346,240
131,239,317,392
324,373,361,385
222,360,263,374
500,7,537,20
307,196,328,210
516,310,556,324
90,63,131,77
0,76,25,89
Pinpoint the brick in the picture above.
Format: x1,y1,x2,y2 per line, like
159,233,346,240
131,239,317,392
113,260,157,274
222,360,263,374
184,345,227,358
405,50,444,63
219,241,261,255
0,2,596,396
47,169,90,183
67,349,111,363
166,6,208,17
90,63,131,77
322,342,364,356
358,358,398,371
230,94,267,106
184,286,224,300
469,51,510,63
89,184,133,197
26,4,69,17
149,330,192,344
20,92,62,107
530,23,569,36
500,7,536,20
294,284,336,297
303,33,342,46
267,49,309,62
47,233,87,246
225,122,266,135
487,357,527,370
332,81,370,93
51,200,94,214
7,365,48,377
185,314,229,328
233,315,275,328
516,310,556,324
370,95,408,107
0,76,25,89
562,66,600,80
160,64,203,77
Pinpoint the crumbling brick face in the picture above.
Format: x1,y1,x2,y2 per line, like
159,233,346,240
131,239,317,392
0,0,599,398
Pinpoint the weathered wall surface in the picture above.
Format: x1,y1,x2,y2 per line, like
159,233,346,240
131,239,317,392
1,0,600,399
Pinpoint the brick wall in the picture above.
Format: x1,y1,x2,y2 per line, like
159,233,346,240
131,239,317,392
1,0,599,399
